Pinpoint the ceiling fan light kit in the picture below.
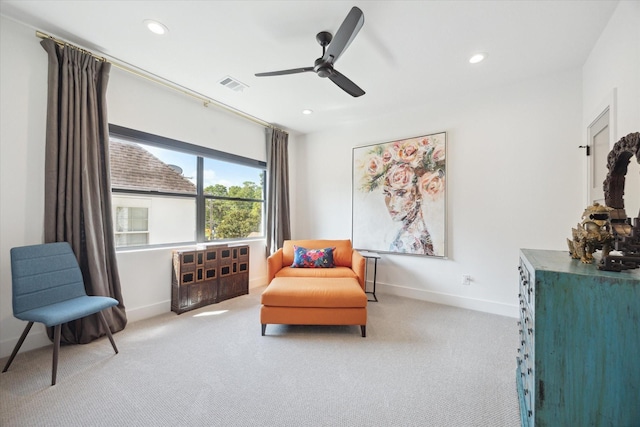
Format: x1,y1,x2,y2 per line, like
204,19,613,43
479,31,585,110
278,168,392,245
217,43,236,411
255,7,366,97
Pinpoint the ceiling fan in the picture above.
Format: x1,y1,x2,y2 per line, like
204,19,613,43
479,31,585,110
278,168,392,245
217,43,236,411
255,6,365,97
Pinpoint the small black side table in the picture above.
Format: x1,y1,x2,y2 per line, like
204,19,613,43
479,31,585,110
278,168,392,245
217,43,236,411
360,251,381,302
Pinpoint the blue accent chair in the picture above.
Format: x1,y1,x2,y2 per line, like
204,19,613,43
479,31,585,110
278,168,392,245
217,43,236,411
2,242,119,385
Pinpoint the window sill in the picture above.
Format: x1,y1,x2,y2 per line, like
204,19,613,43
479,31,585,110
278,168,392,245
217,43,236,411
115,237,266,254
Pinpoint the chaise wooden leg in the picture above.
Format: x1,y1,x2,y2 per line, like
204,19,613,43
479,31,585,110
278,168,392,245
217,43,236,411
361,325,366,337
2,321,34,373
52,324,61,386
261,324,267,336
98,311,119,354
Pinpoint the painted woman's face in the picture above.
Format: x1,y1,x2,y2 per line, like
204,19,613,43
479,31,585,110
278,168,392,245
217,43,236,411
383,185,419,221
383,163,420,221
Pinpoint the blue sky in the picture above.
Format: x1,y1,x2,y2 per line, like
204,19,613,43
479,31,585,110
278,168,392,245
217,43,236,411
143,145,262,189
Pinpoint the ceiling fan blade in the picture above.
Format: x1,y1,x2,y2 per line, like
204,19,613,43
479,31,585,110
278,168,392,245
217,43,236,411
328,69,365,97
322,6,364,65
255,67,314,77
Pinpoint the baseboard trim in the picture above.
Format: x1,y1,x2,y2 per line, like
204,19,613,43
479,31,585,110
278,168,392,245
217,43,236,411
127,278,266,323
0,325,50,359
376,283,518,318
249,277,266,289
126,301,171,323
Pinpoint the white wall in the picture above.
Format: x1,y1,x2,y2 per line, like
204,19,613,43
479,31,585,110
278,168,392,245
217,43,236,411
583,1,639,139
295,68,584,317
0,17,49,357
0,17,276,357
108,67,267,163
582,0,640,212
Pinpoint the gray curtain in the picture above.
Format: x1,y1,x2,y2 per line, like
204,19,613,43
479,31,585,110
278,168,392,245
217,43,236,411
41,39,127,344
265,128,291,255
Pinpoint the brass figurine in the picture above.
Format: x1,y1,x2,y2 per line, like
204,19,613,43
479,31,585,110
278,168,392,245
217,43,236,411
567,202,614,264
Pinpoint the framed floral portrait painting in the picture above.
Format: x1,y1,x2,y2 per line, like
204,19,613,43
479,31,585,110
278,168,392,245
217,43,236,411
352,132,446,257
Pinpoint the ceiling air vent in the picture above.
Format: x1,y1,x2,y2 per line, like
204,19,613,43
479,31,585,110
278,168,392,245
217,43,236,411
219,76,248,93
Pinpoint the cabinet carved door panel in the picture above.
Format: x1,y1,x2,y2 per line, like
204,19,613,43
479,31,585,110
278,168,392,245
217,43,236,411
172,244,249,314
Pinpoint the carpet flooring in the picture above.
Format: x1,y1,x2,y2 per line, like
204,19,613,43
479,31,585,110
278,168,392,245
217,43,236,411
0,288,520,426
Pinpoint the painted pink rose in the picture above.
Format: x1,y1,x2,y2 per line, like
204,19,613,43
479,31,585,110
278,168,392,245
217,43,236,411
418,137,430,148
397,141,421,163
385,163,416,189
381,149,394,165
421,170,445,196
366,155,383,177
432,145,445,162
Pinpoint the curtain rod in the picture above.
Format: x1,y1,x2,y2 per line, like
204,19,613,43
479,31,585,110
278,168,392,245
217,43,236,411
35,30,284,133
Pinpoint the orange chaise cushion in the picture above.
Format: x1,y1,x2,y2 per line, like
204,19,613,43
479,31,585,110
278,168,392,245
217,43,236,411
261,277,367,308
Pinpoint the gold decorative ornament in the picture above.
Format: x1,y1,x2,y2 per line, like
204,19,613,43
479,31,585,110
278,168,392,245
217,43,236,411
567,202,614,264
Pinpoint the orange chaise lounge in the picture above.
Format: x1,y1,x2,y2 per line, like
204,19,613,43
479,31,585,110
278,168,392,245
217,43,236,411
261,239,368,337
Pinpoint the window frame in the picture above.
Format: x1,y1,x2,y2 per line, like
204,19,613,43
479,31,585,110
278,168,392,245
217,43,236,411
109,124,266,249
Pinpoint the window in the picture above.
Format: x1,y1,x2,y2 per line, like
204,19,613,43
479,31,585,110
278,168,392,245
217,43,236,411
115,207,149,246
203,158,264,241
109,125,266,249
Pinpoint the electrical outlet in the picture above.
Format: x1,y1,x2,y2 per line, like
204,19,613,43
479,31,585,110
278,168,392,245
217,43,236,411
462,274,471,285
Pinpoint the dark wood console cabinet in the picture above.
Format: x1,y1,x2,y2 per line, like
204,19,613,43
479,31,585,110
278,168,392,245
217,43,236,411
516,249,639,426
171,244,249,314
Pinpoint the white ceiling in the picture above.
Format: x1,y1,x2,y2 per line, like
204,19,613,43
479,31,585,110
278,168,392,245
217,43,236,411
0,0,618,135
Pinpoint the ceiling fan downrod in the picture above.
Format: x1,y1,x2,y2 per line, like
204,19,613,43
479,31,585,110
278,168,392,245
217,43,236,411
315,31,334,77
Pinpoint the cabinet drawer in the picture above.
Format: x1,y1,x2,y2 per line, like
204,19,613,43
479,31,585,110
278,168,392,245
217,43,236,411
518,260,535,313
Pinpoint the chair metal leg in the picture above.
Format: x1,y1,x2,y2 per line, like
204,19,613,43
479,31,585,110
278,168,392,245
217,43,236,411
52,324,61,386
98,311,118,354
2,321,34,373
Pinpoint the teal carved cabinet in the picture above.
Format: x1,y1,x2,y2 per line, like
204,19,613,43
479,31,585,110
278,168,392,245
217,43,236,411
516,249,639,427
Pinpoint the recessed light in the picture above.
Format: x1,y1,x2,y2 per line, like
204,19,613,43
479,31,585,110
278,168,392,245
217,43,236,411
469,53,487,64
302,109,313,115
144,19,168,35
